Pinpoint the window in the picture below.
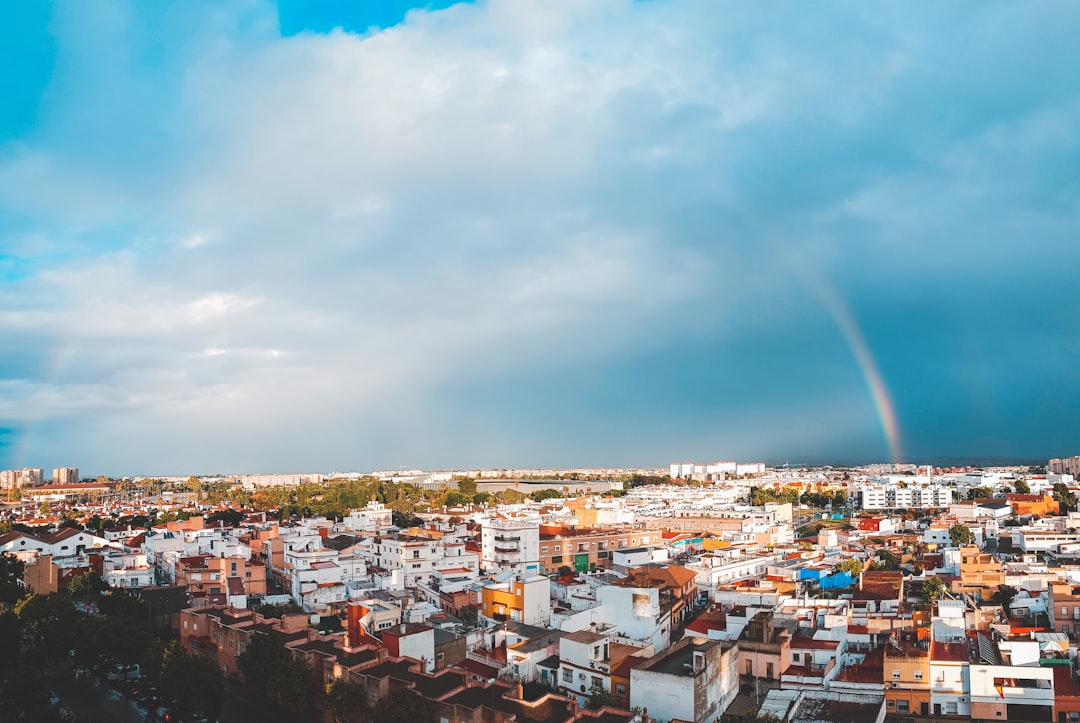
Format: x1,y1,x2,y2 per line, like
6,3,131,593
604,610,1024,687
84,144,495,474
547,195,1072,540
541,547,548,552
554,545,561,552
413,550,420,559
887,701,894,709
897,700,909,713
892,670,900,679
562,668,573,683
591,676,602,688
914,671,923,680
616,683,626,697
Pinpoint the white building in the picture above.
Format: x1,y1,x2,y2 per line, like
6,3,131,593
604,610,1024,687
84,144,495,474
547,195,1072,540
630,637,740,723
51,467,79,485
480,515,540,575
0,468,43,489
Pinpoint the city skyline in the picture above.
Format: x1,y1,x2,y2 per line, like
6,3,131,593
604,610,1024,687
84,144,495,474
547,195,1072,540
1,1,1078,474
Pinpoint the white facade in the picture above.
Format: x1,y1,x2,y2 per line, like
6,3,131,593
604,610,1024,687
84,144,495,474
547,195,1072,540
630,638,740,723
481,516,540,574
0,468,43,489
52,467,79,484
857,484,951,510
596,584,670,651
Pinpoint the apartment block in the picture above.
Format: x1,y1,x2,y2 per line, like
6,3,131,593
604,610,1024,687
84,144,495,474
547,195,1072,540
538,525,663,575
0,467,43,489
480,515,540,575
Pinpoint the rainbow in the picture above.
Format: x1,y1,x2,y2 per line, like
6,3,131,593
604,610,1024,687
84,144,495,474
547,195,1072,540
809,276,902,464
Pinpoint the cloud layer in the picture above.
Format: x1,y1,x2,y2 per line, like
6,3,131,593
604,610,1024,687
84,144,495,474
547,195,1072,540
1,0,1078,474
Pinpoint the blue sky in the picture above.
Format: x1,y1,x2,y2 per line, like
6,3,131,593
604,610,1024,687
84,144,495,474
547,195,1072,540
1,0,1078,476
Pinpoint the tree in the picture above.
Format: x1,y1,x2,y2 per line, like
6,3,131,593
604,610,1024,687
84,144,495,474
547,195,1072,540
530,488,562,503
473,491,492,505
443,491,470,507
206,508,244,526
992,584,1018,608
325,679,370,723
836,559,863,577
187,475,203,501
949,524,974,547
67,571,107,599
585,684,622,710
156,643,225,720
237,632,313,711
0,553,25,607
967,486,993,501
1014,478,1031,495
458,604,479,626
1054,483,1078,513
921,576,944,601
455,477,478,497
871,549,898,571
370,688,433,723
14,593,79,664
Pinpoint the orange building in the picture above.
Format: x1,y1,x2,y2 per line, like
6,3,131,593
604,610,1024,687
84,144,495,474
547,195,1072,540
884,630,931,716
175,554,267,599
1005,494,1060,517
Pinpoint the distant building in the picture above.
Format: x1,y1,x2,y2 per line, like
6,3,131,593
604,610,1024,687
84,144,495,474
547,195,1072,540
238,473,323,489
1050,457,1080,477
0,467,43,489
51,467,79,485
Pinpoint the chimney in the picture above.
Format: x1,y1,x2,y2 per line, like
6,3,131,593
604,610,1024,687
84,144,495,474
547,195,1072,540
345,602,366,650
515,681,523,700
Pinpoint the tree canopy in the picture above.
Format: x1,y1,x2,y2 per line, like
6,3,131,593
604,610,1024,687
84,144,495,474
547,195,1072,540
949,524,974,547
370,688,434,723
921,576,944,601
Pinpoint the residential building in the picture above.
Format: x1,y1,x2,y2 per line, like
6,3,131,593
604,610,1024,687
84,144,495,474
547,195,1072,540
0,467,43,490
630,637,740,723
884,629,930,716
737,610,793,681
480,573,551,626
480,515,540,575
539,525,664,575
52,467,79,485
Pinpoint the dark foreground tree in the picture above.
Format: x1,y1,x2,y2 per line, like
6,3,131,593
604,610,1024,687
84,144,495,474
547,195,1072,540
155,643,224,720
325,679,370,723
370,688,433,723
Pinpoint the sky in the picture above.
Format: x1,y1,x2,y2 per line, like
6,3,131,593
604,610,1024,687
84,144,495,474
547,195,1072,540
0,0,1078,476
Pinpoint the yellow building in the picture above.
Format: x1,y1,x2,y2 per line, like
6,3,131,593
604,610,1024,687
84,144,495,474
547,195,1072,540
884,629,931,716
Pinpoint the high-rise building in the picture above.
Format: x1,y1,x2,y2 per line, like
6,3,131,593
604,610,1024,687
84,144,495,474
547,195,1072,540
52,467,80,485
1049,457,1080,477
0,468,44,489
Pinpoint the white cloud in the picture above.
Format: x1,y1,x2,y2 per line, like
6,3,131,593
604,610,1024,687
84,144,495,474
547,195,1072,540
0,0,1078,472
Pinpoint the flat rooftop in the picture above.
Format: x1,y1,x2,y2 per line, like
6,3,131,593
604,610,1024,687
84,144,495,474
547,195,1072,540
642,639,723,677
